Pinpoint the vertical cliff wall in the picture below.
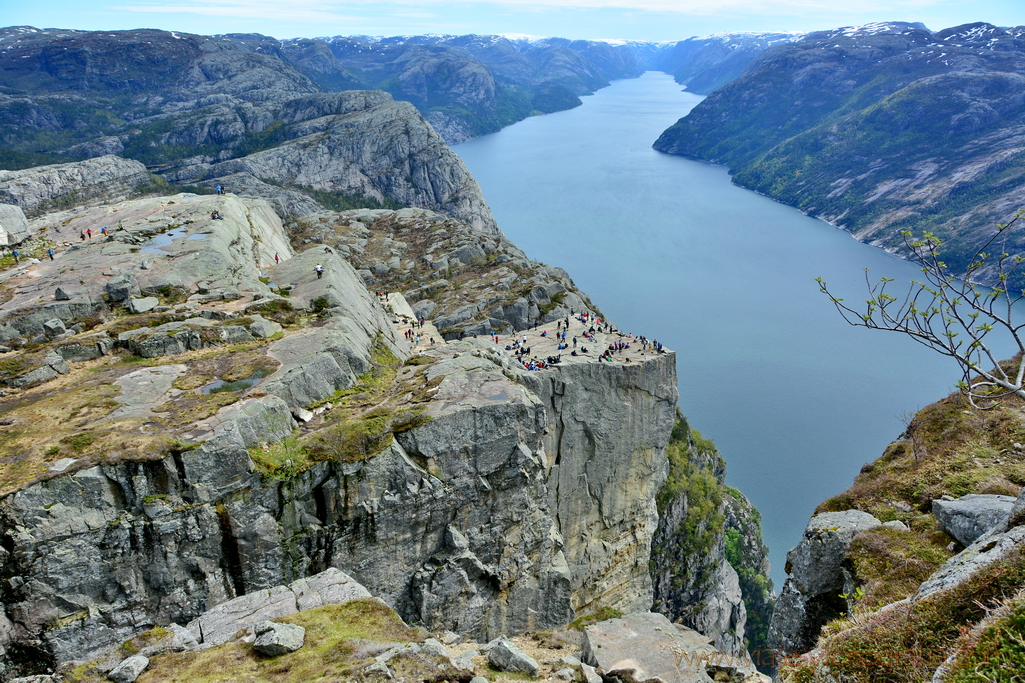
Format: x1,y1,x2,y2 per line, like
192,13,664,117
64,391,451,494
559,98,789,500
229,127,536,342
524,357,678,615
0,335,677,676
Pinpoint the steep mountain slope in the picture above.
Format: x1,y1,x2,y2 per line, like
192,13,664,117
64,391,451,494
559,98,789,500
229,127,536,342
654,21,1025,284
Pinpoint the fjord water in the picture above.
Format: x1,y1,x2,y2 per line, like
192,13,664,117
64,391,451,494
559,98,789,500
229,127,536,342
454,71,1001,588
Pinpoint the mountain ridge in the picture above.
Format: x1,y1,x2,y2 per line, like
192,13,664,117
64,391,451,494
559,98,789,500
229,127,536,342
653,20,1025,284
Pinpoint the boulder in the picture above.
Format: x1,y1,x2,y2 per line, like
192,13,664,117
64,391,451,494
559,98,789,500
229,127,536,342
108,655,149,683
767,510,882,653
57,335,114,362
219,325,255,344
582,612,765,683
118,324,202,358
7,352,70,388
449,243,486,266
933,494,1016,546
0,204,31,246
138,623,199,656
248,315,281,338
127,297,160,314
452,649,477,671
253,620,305,656
187,567,371,646
41,319,66,339
485,638,539,677
106,272,140,303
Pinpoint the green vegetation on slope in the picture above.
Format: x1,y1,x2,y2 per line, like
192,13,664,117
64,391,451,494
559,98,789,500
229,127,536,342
651,413,775,660
133,600,418,683
779,545,1025,683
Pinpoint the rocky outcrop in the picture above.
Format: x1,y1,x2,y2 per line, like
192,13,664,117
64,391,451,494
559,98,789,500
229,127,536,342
650,433,746,654
165,94,499,235
768,510,882,654
932,493,1016,547
289,206,592,335
0,155,149,215
0,188,685,678
0,338,675,672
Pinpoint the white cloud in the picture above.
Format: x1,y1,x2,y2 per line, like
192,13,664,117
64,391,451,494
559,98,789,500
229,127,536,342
110,0,947,21
109,0,358,22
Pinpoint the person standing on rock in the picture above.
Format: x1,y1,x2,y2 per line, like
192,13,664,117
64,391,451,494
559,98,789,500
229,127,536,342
274,253,280,264
11,251,19,264
47,248,54,261
86,228,92,239
315,264,323,279
80,230,85,241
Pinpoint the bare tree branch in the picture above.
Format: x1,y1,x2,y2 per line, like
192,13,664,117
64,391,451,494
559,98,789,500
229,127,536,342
817,210,1025,409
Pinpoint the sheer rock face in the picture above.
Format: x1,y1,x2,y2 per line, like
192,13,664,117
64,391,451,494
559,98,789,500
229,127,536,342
527,356,679,616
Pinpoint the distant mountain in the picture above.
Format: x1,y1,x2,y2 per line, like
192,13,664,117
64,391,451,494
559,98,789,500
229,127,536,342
0,26,499,231
649,32,804,94
292,33,644,142
0,24,791,186
654,21,1025,283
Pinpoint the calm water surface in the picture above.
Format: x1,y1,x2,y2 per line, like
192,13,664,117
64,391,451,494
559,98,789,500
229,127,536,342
455,72,1004,589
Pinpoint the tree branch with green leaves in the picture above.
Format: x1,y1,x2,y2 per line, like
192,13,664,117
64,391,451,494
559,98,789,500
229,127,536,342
816,210,1025,409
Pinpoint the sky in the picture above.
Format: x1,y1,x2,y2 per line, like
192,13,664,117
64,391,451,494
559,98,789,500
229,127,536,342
2,0,1021,42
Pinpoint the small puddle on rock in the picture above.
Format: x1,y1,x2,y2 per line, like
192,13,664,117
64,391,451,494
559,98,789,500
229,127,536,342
140,228,187,254
200,368,271,394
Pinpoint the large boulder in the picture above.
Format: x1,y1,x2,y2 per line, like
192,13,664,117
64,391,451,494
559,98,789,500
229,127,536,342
187,567,371,646
0,204,31,245
932,494,1016,546
767,510,882,653
127,297,160,314
253,621,305,656
582,612,767,683
485,637,539,677
105,272,140,303
108,655,149,683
